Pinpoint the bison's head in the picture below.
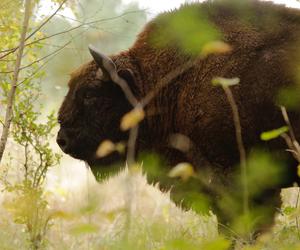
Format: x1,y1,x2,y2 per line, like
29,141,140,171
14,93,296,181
57,46,137,167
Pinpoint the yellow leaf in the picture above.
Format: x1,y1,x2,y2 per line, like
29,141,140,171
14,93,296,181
129,163,142,173
297,165,300,177
201,41,231,56
120,108,145,131
168,162,195,181
96,140,115,158
115,142,126,154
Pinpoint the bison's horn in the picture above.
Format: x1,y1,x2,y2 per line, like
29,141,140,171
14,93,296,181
88,45,117,81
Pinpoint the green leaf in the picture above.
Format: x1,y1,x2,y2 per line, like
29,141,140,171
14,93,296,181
168,162,195,181
283,206,296,215
260,126,289,141
151,6,222,56
277,85,300,110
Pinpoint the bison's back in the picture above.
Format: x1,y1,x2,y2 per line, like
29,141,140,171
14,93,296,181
176,40,298,167
130,1,300,169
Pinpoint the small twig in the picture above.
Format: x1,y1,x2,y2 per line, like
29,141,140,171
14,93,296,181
280,106,300,162
281,106,297,143
24,141,29,181
33,149,44,188
281,134,300,162
35,162,48,188
34,41,86,51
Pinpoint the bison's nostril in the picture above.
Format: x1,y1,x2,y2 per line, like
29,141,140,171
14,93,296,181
56,130,69,152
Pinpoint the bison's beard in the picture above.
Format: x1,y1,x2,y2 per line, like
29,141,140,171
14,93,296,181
65,141,124,174
57,124,128,171
61,136,125,170
86,151,124,168
84,150,125,179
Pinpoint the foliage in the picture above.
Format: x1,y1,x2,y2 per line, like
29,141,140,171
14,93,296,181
260,126,289,141
151,6,222,56
0,0,62,248
3,183,50,249
0,0,300,249
0,167,220,250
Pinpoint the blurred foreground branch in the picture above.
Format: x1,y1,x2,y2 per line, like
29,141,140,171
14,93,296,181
222,85,248,216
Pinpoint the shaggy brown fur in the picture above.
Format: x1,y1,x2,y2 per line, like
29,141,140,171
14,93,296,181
57,0,300,228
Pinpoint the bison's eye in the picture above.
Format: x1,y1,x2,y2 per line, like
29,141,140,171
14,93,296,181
82,89,100,106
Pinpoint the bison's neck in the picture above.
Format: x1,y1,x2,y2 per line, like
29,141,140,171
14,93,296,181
111,47,185,154
130,45,190,148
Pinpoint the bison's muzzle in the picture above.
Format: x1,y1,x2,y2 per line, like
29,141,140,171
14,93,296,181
56,129,69,154
56,127,98,161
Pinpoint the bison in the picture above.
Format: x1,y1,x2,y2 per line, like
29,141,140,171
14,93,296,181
57,0,300,232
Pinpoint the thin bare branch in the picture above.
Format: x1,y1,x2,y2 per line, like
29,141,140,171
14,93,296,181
0,0,32,163
281,106,297,143
0,41,71,74
281,134,300,162
26,0,68,42
126,126,139,166
17,29,87,86
0,10,144,60
17,50,61,86
280,106,300,163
